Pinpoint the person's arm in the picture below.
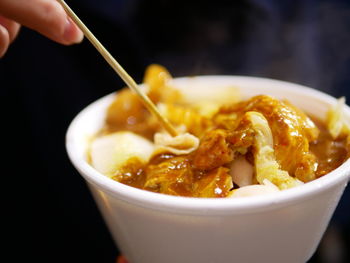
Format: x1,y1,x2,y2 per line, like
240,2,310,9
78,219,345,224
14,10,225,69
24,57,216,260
0,0,83,57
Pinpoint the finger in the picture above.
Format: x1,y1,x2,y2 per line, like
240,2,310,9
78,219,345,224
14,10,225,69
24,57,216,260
0,23,9,58
0,16,20,43
0,0,83,45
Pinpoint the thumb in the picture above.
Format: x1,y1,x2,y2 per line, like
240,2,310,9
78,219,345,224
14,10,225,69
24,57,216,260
0,0,83,45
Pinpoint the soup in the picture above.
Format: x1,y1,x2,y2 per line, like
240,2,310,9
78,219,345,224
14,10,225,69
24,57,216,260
89,65,350,198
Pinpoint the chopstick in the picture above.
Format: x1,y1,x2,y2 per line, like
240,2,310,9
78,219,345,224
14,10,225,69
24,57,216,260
57,0,178,137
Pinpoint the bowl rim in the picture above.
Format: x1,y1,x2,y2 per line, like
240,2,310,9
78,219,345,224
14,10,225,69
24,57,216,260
66,75,350,215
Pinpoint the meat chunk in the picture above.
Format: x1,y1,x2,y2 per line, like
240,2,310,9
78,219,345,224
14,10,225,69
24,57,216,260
193,167,233,198
105,89,154,138
217,95,320,182
144,156,194,196
193,129,234,170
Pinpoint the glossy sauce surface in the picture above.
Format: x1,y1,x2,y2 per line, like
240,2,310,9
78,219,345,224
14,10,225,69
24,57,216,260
98,65,349,197
110,129,348,198
309,119,348,178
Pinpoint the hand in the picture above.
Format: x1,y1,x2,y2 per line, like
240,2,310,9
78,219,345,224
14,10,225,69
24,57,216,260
0,0,83,57
116,255,129,263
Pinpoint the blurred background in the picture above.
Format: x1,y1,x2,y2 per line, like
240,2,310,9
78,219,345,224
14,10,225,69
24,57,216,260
1,0,349,262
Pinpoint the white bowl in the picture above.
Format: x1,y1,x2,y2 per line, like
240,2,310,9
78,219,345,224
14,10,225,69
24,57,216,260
66,76,350,263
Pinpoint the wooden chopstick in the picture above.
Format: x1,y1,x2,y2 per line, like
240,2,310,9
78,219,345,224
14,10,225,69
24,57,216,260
57,0,178,137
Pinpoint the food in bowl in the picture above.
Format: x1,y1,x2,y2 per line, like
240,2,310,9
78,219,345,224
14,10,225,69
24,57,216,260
89,64,350,198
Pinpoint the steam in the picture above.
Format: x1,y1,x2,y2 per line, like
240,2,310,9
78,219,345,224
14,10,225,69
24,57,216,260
145,1,350,97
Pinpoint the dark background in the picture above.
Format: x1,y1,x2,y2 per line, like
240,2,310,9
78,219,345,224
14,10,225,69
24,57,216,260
2,0,350,262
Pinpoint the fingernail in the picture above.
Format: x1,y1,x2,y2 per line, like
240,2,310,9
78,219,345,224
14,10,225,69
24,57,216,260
63,18,84,44
0,24,9,58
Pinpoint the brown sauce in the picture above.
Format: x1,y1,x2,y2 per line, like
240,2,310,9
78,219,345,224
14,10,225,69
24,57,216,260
309,118,349,178
101,80,349,197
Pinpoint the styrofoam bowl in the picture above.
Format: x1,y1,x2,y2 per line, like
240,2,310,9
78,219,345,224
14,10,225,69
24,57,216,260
66,76,350,263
